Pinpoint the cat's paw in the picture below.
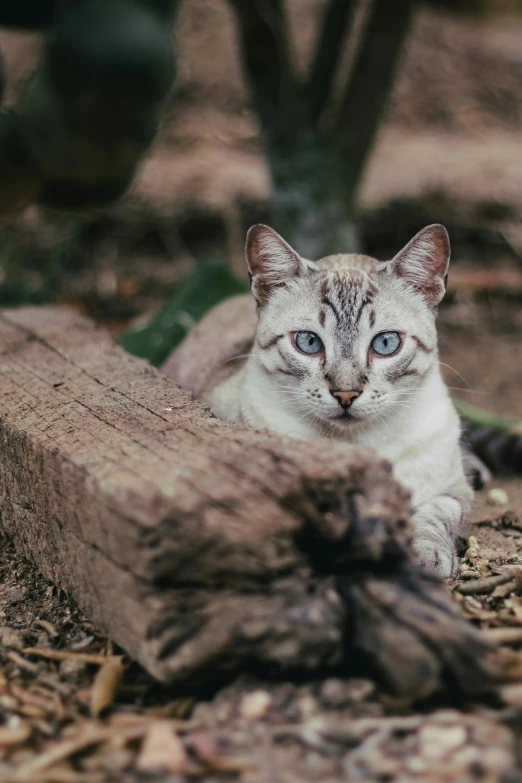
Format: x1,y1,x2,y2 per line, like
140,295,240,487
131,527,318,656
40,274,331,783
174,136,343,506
414,536,457,578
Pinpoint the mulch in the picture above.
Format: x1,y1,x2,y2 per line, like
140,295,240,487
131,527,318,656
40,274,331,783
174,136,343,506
1,477,522,782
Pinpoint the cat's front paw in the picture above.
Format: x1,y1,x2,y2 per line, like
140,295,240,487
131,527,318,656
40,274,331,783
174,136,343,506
414,536,457,578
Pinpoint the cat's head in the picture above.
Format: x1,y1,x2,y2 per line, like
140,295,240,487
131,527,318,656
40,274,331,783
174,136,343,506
245,223,450,430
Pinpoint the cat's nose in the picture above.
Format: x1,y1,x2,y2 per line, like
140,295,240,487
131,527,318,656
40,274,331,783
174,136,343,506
331,389,360,408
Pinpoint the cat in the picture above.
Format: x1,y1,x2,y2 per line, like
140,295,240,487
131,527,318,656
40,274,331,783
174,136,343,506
162,223,473,577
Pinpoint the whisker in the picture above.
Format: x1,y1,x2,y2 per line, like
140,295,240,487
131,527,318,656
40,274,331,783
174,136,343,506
438,361,469,388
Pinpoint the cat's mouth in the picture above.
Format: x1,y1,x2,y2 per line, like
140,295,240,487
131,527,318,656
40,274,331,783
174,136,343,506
330,409,359,423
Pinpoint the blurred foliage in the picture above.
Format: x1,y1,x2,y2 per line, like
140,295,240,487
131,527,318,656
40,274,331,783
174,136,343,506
121,260,248,365
0,232,72,305
0,0,177,217
454,399,519,431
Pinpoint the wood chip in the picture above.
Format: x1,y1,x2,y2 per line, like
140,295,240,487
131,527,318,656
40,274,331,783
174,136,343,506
6,651,40,674
492,580,517,599
484,628,522,645
136,722,187,775
5,725,108,780
0,723,32,747
90,657,124,718
35,620,59,639
10,684,63,718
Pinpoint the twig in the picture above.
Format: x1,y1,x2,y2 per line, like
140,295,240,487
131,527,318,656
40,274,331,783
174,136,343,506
457,573,515,596
22,648,113,666
5,725,108,780
6,651,40,674
35,619,59,638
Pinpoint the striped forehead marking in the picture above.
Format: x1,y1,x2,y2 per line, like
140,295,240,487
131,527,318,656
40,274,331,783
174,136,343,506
320,271,376,334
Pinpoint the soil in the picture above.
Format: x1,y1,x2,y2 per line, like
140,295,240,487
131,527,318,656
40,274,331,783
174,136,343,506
2,2,522,781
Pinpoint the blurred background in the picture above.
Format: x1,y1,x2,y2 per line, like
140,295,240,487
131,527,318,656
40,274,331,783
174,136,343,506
1,0,522,424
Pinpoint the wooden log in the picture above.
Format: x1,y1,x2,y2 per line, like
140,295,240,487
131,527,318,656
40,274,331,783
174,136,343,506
0,307,497,699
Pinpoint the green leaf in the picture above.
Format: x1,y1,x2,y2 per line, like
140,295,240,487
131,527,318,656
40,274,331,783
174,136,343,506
453,398,519,432
121,260,249,365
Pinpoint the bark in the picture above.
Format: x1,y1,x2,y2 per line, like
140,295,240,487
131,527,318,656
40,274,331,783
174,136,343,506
0,307,497,699
268,136,361,257
229,0,415,257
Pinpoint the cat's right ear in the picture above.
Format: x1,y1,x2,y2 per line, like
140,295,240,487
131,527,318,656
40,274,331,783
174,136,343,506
246,224,308,306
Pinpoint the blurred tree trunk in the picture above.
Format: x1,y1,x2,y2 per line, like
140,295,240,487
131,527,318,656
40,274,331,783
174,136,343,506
229,0,415,257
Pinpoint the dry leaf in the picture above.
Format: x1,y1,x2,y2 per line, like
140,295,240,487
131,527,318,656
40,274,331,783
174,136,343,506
90,657,124,718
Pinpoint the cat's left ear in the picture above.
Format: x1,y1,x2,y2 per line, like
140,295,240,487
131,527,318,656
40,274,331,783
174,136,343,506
245,224,310,306
389,224,450,308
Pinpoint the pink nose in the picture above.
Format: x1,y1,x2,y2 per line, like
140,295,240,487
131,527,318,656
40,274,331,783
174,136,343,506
332,390,360,408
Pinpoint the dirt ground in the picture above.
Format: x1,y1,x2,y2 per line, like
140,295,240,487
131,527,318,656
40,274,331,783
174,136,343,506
2,2,522,781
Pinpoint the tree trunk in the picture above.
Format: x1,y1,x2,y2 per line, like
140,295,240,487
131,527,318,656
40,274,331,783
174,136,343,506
268,134,361,256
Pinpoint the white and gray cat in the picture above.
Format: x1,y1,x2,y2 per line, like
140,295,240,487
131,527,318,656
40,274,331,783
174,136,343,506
163,223,473,577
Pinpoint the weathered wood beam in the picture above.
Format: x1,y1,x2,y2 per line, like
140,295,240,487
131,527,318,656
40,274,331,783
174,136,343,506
0,307,497,698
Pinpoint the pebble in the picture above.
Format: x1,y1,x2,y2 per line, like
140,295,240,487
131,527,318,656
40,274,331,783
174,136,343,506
0,627,24,650
319,678,374,708
59,658,88,679
487,488,509,507
297,694,318,720
239,690,272,720
419,723,467,760
319,679,349,709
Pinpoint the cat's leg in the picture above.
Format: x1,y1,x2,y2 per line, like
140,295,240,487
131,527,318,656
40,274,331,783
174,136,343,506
411,494,467,577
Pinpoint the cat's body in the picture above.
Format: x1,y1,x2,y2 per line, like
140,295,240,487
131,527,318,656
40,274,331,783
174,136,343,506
163,225,473,577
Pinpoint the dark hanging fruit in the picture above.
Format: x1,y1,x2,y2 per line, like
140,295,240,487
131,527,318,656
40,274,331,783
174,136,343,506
20,71,157,182
46,0,175,105
0,0,177,215
0,0,55,30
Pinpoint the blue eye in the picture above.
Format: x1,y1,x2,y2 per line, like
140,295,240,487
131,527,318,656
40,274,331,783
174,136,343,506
371,331,401,356
295,331,324,355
